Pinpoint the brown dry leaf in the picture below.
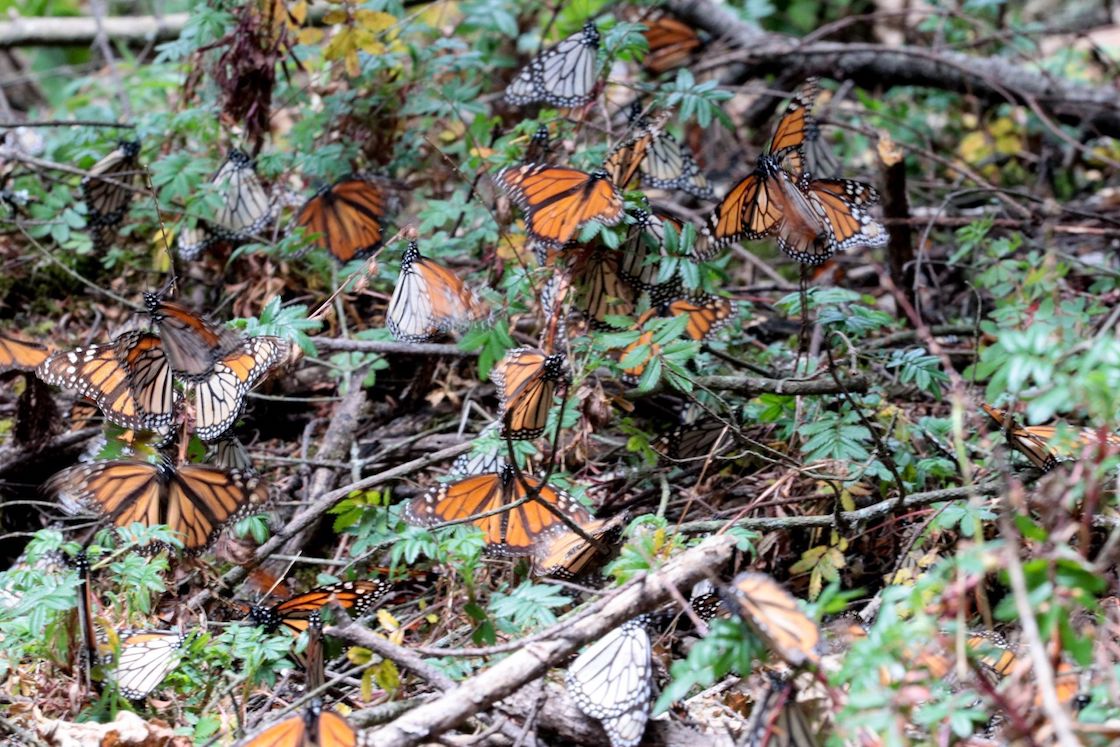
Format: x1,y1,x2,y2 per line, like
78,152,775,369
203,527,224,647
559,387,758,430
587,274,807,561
36,709,191,747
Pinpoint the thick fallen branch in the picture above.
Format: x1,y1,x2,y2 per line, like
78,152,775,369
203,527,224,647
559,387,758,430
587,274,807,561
628,372,868,398
312,337,473,357
358,534,736,747
0,14,188,47
668,0,1120,139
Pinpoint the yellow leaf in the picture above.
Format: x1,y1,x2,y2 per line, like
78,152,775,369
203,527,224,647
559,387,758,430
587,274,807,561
323,9,349,25
425,612,438,624
346,645,373,666
289,1,308,25
373,659,401,693
298,28,323,44
355,9,396,31
957,131,990,164
389,628,404,646
809,567,822,600
297,28,324,44
376,609,400,631
345,49,360,77
360,667,376,702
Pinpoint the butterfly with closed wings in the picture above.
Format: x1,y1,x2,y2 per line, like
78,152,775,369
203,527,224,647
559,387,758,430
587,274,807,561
386,241,488,343
492,347,570,440
114,629,186,700
82,140,143,250
565,616,653,747
504,20,601,109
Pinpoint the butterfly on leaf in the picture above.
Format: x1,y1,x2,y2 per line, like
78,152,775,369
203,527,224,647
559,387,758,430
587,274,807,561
504,20,601,109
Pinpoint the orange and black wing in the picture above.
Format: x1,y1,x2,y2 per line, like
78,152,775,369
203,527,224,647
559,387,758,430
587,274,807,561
249,580,391,636
296,177,386,262
788,177,886,265
37,333,175,433
0,333,49,373
709,167,788,246
144,293,242,379
387,242,487,343
491,347,569,439
404,471,509,544
722,572,821,668
532,513,626,579
982,404,1058,472
495,165,623,247
501,475,592,556
82,140,142,250
571,246,636,329
604,127,655,191
767,79,818,175
641,13,704,74
187,336,288,441
661,294,735,342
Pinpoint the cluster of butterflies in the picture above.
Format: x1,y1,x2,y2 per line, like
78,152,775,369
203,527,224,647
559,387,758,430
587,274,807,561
83,140,389,264
0,290,293,556
73,535,390,746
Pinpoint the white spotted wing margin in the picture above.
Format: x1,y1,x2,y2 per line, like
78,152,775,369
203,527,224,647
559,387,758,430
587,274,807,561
565,616,653,747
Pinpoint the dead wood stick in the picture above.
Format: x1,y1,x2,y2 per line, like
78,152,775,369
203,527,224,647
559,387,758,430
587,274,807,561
667,0,1120,139
0,14,188,47
277,370,368,559
627,372,868,398
312,338,474,357
358,534,736,747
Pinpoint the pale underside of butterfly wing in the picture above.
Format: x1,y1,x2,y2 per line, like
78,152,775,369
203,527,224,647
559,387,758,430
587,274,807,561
504,24,599,108
566,619,652,720
115,630,185,699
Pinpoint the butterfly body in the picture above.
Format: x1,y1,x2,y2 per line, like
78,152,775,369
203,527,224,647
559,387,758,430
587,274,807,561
238,700,357,747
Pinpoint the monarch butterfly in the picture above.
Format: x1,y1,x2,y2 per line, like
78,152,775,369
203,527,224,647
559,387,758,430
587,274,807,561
745,676,822,747
143,293,242,379
47,459,266,553
982,404,1120,472
0,333,50,373
710,81,886,264
237,700,357,747
303,613,324,690
295,176,387,262
531,512,627,579
660,418,734,461
186,335,289,441
82,140,142,250
565,616,652,747
722,572,821,668
247,580,391,636
495,164,624,248
571,246,636,330
404,464,591,556
209,437,254,473
386,241,488,343
504,20,601,109
525,124,553,163
36,332,177,434
114,629,185,699
689,581,722,623
617,209,692,292
708,79,816,245
208,148,275,241
619,8,705,75
491,347,570,439
657,293,735,342
605,110,712,199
